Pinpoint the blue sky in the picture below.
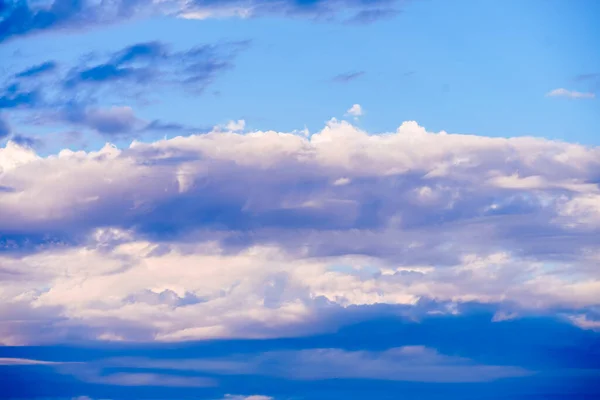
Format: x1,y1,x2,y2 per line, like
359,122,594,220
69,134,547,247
1,0,600,399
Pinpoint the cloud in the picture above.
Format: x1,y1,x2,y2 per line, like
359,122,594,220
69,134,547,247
0,83,39,109
62,105,142,136
345,103,363,117
63,41,245,92
225,119,246,132
102,346,531,383
546,88,595,99
0,41,245,138
8,134,41,148
1,119,600,343
0,357,66,365
0,0,404,43
332,71,365,83
0,0,155,43
176,0,403,22
0,113,9,139
222,396,273,400
346,7,398,24
15,61,58,78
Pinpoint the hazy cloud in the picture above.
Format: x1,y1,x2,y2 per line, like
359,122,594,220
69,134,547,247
546,88,595,99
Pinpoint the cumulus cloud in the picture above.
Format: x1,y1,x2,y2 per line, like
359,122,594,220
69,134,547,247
546,88,596,99
225,119,246,132
345,103,363,117
0,119,600,343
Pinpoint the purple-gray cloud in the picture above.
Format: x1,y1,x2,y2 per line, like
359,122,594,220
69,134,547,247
0,119,600,344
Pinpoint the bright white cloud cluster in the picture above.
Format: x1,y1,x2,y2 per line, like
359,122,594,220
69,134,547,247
1,119,600,344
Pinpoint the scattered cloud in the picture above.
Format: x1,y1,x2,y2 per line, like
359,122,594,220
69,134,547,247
62,105,142,136
345,103,363,117
0,0,405,43
346,8,399,24
15,61,58,79
63,41,246,93
0,113,10,139
574,73,600,82
0,40,246,138
0,83,39,109
332,71,365,83
546,88,595,99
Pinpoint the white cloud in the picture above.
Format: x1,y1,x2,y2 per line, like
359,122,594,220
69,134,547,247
1,119,600,343
345,103,363,117
566,314,600,331
225,119,246,132
333,177,351,186
546,88,596,99
0,358,68,365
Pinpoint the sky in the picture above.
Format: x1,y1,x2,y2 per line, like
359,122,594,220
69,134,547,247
0,0,600,399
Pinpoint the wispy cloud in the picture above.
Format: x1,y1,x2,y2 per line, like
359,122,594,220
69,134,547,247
332,71,365,83
15,61,58,79
546,88,595,99
0,0,406,43
0,113,10,139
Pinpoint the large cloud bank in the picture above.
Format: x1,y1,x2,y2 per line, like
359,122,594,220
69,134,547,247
1,119,600,344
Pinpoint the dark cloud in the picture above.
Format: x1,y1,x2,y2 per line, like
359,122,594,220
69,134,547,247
332,71,365,83
9,133,40,148
346,7,398,24
574,72,600,93
0,83,39,109
0,0,403,43
58,104,206,137
143,119,207,133
186,0,399,19
61,104,141,135
574,73,600,82
15,61,57,78
0,0,146,43
63,40,246,93
0,113,9,138
0,40,244,137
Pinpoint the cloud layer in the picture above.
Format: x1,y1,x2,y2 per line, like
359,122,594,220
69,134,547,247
0,0,403,43
0,119,600,344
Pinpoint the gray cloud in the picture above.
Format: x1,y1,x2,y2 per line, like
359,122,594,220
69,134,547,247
0,113,9,139
332,71,365,83
0,120,600,344
0,0,404,43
